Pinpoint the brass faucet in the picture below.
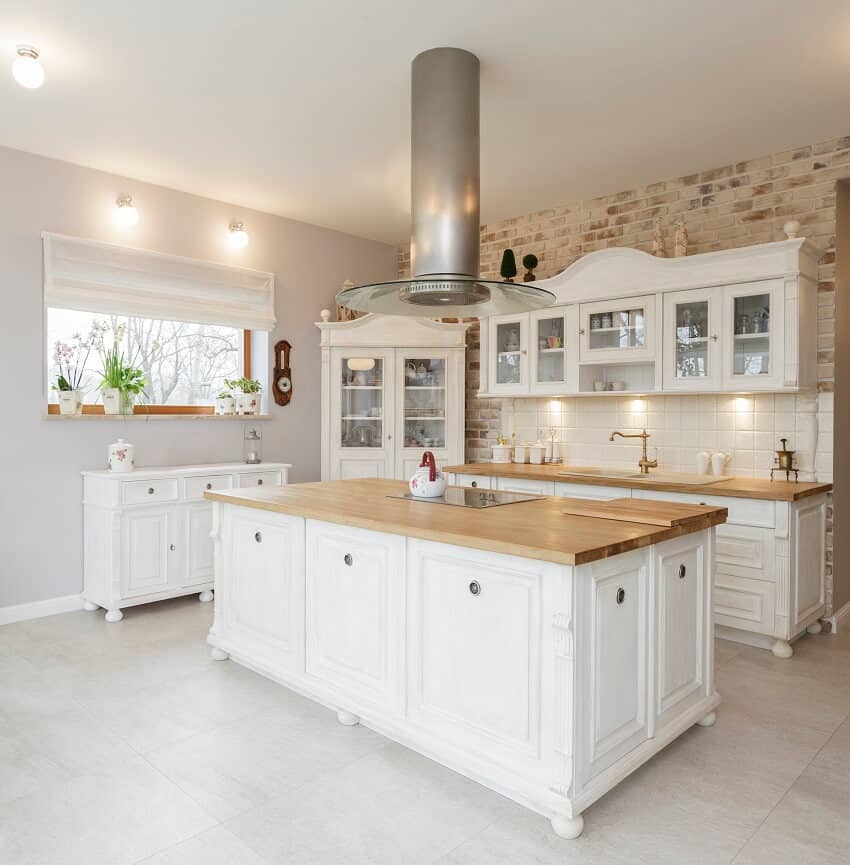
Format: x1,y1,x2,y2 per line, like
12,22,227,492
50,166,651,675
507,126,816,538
609,429,658,474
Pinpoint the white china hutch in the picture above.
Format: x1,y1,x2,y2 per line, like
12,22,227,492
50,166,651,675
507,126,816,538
479,235,818,397
318,314,468,480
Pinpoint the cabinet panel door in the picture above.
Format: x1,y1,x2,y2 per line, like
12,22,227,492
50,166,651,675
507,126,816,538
184,503,213,587
121,509,174,597
578,295,655,363
530,307,577,395
656,537,706,727
722,280,784,390
224,509,303,665
495,477,556,496
793,497,826,629
488,314,528,394
408,540,543,762
306,521,405,712
576,552,649,785
662,287,722,390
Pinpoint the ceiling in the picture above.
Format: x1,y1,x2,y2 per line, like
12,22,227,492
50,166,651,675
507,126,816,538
2,0,850,244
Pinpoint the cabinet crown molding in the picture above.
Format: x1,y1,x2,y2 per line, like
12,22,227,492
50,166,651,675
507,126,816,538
316,313,469,348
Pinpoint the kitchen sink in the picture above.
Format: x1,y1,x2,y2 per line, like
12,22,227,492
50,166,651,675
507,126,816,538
558,468,731,485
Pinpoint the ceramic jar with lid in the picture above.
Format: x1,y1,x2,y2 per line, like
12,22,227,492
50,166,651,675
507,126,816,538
107,438,135,473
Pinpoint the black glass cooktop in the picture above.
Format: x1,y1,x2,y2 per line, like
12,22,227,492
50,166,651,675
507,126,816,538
387,488,544,508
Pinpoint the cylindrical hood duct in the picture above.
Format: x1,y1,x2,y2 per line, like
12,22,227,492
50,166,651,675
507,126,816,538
410,47,480,279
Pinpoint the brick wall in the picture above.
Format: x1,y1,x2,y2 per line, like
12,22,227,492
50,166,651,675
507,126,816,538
398,133,848,613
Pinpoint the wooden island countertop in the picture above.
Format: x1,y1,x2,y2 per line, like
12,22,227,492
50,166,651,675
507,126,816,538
206,478,727,566
444,462,831,502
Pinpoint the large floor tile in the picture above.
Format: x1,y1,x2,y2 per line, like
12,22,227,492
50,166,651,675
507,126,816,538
134,826,271,865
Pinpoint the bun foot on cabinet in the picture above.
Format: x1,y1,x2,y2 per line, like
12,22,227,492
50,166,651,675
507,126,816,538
104,609,123,623
210,647,229,661
550,814,584,840
806,621,823,635
336,710,360,727
771,639,793,659
82,600,99,612
198,590,214,603
696,711,717,727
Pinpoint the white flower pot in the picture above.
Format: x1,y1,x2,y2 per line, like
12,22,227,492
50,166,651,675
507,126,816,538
102,388,135,415
58,389,83,416
215,396,236,415
236,393,259,415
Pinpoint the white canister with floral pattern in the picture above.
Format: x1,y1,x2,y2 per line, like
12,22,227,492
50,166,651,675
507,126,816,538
107,438,135,473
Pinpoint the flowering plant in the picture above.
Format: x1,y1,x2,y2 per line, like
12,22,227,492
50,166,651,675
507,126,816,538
98,345,147,396
52,332,93,392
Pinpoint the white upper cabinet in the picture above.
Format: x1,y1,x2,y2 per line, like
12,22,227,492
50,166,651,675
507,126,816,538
478,236,818,397
319,314,468,481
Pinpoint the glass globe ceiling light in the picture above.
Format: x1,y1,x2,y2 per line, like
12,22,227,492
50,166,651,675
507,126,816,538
228,221,249,250
114,195,139,227
12,45,45,89
336,47,554,318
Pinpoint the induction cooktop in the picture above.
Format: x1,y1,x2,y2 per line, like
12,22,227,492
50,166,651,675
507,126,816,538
387,488,544,508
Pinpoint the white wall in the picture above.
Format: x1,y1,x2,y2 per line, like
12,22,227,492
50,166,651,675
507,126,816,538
0,146,397,609
503,392,831,481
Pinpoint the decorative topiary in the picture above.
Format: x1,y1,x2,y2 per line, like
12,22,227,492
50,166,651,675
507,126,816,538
522,253,538,282
500,249,517,282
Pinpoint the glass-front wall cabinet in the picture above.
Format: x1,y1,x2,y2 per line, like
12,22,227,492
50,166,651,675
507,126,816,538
662,287,721,390
488,315,528,393
579,295,655,363
723,281,781,390
340,356,385,449
402,356,446,450
530,309,571,394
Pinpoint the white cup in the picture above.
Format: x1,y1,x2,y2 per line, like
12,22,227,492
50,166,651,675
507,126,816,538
513,444,529,464
711,452,730,475
696,451,711,475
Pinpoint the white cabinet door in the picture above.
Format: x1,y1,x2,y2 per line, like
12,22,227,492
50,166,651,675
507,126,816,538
223,509,303,669
495,477,555,496
488,314,529,394
579,295,656,363
120,508,176,598
722,279,784,390
529,307,577,395
792,496,826,631
330,348,396,480
183,503,214,587
306,521,405,713
663,287,722,390
575,550,649,786
655,535,707,729
407,540,545,766
554,481,632,501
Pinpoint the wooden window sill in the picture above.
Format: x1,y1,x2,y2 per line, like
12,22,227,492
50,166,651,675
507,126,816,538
45,410,273,421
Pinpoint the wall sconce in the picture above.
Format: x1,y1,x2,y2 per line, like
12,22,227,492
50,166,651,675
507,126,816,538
114,195,139,227
12,45,44,89
228,221,249,250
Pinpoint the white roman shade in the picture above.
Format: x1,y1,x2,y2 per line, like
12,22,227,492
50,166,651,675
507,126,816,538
43,232,276,331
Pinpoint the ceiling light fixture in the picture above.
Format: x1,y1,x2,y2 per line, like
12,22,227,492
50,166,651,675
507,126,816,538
228,222,249,250
12,45,44,89
114,195,139,227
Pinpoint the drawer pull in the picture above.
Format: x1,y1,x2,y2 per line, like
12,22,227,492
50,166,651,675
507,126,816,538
471,481,478,488
254,531,262,543
344,553,353,566
206,483,212,490
616,587,626,605
147,487,155,495
257,479,264,486
469,580,481,596
679,564,687,579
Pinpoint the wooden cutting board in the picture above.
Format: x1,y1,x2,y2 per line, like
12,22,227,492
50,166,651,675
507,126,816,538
559,497,714,527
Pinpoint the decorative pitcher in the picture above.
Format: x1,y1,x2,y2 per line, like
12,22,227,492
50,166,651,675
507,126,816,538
409,451,447,498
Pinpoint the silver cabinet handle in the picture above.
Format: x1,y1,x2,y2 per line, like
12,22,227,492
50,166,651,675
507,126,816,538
616,587,626,605
344,553,353,566
471,481,478,488
711,334,719,342
206,482,212,490
387,434,392,440
257,479,263,485
169,543,176,551
679,564,687,579
148,487,155,495
469,580,481,596
254,531,262,543
579,328,586,335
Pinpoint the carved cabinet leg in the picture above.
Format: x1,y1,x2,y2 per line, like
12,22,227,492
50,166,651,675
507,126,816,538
82,600,99,612
210,647,229,661
550,814,584,840
806,621,823,635
198,590,214,603
336,710,360,726
696,710,717,727
104,609,123,623
771,639,793,659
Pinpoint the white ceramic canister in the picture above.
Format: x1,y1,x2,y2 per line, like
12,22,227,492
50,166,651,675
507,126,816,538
513,444,529,464
529,443,546,465
696,451,711,475
492,444,513,463
711,451,731,475
108,438,135,473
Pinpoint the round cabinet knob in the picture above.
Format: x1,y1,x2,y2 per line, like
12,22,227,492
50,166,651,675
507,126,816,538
469,580,481,596
344,553,353,566
616,587,626,605
169,543,176,551
206,483,212,490
388,434,392,441
148,487,155,495
471,481,478,488
257,479,263,485
254,531,262,543
711,334,719,342
679,564,687,579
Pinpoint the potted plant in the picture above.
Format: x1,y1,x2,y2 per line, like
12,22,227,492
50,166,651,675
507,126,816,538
215,389,236,415
99,346,147,415
227,377,262,415
52,335,92,416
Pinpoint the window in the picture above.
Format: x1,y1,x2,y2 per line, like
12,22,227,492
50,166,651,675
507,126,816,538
46,308,250,414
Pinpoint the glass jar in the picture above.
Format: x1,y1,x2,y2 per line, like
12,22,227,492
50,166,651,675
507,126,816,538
243,426,263,464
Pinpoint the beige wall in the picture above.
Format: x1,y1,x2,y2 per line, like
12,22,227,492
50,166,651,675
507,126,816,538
400,133,848,614
0,146,396,610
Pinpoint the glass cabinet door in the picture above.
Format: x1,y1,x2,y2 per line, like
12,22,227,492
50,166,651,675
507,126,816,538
531,309,568,393
731,293,771,377
340,356,385,448
663,288,721,390
578,295,655,363
401,356,446,450
488,315,527,393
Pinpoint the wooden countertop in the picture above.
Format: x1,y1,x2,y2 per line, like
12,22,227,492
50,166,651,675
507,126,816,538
444,463,831,502
205,478,727,566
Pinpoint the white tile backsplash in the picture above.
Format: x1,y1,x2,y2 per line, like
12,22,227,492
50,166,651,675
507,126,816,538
501,393,830,482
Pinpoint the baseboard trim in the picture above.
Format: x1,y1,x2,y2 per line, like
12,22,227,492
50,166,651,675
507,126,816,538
0,594,84,627
827,601,850,634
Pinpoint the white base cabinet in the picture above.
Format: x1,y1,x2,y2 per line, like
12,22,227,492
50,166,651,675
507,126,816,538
208,504,719,840
82,463,290,621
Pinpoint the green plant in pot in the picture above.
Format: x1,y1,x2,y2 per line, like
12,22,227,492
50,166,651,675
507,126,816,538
225,377,262,415
99,346,147,415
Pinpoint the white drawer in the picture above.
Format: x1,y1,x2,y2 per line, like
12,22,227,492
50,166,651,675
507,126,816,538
495,477,555,496
451,474,492,490
121,478,179,506
714,572,776,635
715,524,775,583
631,489,775,528
554,481,632,501
238,470,283,489
185,473,233,500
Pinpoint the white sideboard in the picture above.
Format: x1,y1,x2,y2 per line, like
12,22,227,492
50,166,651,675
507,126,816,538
447,472,827,658
82,462,290,621
317,314,468,481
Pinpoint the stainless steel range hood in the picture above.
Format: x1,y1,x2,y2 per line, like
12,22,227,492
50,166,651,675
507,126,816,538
336,47,555,318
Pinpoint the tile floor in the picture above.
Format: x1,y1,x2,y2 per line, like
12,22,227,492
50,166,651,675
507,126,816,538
1,597,848,865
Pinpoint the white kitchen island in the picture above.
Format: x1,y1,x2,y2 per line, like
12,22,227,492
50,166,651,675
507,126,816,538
205,478,726,839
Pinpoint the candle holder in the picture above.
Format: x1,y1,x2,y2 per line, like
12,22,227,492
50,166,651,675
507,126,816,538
243,426,263,464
